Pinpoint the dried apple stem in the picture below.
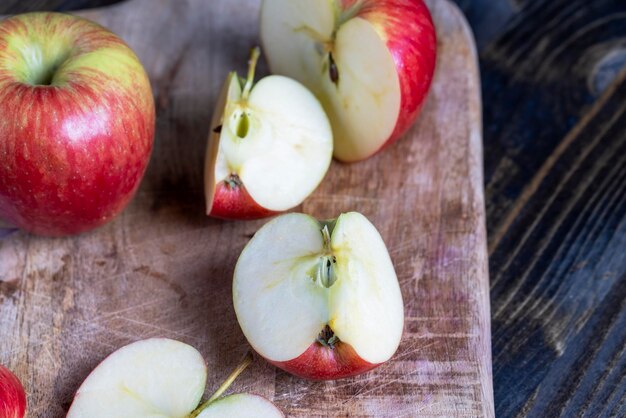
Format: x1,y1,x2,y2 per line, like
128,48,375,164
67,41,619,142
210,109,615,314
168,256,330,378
188,351,254,417
242,47,261,100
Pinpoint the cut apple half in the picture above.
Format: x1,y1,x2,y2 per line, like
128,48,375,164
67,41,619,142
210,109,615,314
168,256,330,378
67,339,282,418
260,0,437,162
233,212,404,380
204,48,333,220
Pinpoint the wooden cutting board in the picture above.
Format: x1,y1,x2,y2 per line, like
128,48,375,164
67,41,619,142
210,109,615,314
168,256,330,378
0,0,493,416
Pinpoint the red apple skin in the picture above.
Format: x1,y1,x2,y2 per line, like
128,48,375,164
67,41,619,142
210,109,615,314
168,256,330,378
267,341,378,381
209,182,276,220
0,13,155,236
343,0,436,154
0,365,27,418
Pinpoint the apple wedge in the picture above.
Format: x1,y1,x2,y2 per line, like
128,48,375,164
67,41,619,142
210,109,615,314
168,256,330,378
233,212,404,380
260,0,436,162
67,339,282,418
205,48,333,220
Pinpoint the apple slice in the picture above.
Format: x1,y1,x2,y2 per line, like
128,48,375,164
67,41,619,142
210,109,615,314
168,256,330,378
67,339,282,418
0,364,27,418
196,394,283,418
67,338,207,417
205,48,333,220
260,0,436,162
233,212,404,380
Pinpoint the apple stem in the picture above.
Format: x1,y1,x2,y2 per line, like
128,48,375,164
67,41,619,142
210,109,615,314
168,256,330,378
321,224,332,247
207,351,253,403
337,0,365,27
242,47,261,101
188,351,254,418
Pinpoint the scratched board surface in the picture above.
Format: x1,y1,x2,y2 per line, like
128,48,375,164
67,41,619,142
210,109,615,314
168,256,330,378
0,0,492,416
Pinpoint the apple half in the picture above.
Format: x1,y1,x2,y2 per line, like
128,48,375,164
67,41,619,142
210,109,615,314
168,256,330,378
233,212,404,380
66,338,282,418
205,48,333,220
260,0,437,162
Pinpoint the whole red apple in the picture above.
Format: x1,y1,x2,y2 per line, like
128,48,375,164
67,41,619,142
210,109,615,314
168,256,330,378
0,364,26,418
261,0,437,162
0,12,155,236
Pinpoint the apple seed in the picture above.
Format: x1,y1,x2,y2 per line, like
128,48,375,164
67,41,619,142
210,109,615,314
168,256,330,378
328,53,339,85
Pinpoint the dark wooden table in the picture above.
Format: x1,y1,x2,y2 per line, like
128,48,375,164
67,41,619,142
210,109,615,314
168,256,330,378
2,1,625,417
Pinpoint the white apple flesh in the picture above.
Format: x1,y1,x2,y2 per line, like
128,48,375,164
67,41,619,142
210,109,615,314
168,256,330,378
233,212,404,380
205,48,333,219
67,338,283,418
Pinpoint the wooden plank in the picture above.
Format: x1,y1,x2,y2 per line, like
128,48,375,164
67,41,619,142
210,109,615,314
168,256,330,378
480,0,626,250
489,70,626,417
0,0,492,416
474,0,626,415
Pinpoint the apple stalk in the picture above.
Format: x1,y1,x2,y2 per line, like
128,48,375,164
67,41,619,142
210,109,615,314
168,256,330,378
229,47,260,141
187,351,253,418
242,47,260,100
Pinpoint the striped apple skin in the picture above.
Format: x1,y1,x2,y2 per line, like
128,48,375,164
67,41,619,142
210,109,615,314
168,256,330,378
0,365,26,418
209,182,277,220
267,341,378,381
0,12,154,236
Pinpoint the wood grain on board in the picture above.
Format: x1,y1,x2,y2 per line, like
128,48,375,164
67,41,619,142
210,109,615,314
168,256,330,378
0,0,493,416
472,0,626,416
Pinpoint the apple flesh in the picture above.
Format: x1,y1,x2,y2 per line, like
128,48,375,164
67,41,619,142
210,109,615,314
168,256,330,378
205,48,333,220
233,212,404,380
0,364,27,418
66,338,282,418
260,0,436,162
0,12,155,236
196,394,283,418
